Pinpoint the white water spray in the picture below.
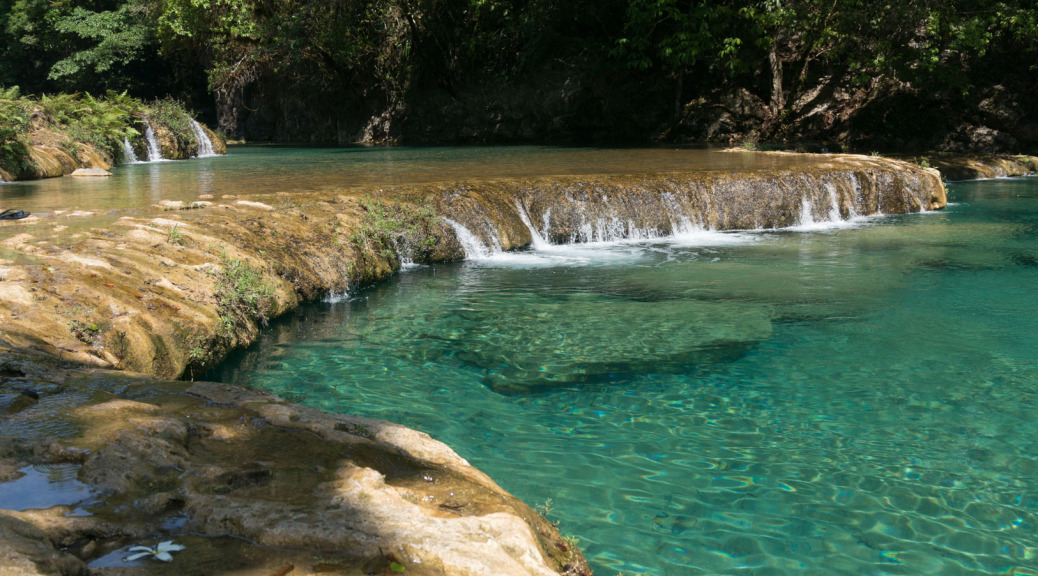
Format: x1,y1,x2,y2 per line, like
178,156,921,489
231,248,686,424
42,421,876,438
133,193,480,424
189,119,217,157
121,137,140,164
825,183,842,222
144,123,163,162
444,218,496,259
515,202,551,248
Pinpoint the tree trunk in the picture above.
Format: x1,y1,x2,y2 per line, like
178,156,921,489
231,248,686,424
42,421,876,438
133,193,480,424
768,38,785,115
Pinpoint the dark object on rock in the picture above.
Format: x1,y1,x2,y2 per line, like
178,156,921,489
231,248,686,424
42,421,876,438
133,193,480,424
0,209,30,220
20,388,40,400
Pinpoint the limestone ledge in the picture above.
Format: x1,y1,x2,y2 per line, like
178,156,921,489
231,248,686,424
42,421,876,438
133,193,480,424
925,154,1038,181
0,153,945,381
0,352,590,576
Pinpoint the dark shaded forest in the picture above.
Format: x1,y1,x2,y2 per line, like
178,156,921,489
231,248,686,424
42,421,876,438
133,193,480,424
2,0,1036,151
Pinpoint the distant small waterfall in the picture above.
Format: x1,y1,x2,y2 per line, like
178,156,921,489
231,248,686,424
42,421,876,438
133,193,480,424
122,137,140,164
144,122,163,162
189,119,217,157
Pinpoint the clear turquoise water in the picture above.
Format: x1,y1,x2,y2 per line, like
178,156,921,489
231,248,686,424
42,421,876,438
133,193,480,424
213,178,1038,575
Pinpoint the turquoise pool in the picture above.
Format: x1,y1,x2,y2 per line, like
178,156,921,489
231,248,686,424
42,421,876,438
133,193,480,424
213,177,1038,575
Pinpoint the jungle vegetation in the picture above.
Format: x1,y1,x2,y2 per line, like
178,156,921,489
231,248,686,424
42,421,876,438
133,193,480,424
1,0,1036,148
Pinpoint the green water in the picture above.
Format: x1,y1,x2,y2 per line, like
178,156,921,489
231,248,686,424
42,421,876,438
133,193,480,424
214,178,1038,575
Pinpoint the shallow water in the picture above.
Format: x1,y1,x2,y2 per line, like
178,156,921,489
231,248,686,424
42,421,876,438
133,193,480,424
0,145,813,214
213,176,1038,575
0,463,93,511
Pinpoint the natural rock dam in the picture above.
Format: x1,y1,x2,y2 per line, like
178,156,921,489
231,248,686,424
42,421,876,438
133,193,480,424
432,154,944,255
0,152,944,379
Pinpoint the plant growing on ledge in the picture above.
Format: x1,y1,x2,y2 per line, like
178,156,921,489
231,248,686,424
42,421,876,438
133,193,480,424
213,254,274,337
351,198,447,264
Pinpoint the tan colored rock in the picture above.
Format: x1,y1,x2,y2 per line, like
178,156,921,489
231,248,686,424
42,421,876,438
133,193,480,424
236,200,274,211
69,168,112,177
26,147,68,179
0,514,88,576
74,144,112,170
0,360,589,576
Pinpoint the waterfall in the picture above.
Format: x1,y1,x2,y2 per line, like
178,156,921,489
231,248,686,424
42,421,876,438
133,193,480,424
144,123,163,162
122,137,140,164
798,195,817,227
825,182,842,221
445,218,497,259
515,202,551,248
661,192,701,235
189,119,217,157
846,174,861,219
440,160,943,250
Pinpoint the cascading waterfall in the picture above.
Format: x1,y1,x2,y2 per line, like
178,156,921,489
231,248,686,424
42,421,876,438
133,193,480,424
122,137,140,164
441,161,945,259
144,123,163,162
515,202,551,249
189,119,217,158
444,218,496,259
661,192,702,235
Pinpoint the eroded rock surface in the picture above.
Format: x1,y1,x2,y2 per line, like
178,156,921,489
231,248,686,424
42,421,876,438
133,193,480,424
0,354,590,576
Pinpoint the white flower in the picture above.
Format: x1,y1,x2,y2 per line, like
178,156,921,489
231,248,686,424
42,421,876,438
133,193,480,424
124,541,185,562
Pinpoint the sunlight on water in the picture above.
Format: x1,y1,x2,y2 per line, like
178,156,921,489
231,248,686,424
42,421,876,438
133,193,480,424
214,178,1038,575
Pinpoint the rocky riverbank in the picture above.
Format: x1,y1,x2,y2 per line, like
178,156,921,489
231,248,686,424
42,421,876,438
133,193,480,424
0,350,589,576
1,152,947,575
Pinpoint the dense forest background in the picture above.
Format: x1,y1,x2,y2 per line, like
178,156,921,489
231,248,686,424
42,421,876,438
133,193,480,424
2,0,1036,151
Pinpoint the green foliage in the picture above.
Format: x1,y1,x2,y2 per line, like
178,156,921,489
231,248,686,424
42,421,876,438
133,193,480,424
48,4,155,84
166,223,185,245
1,0,161,93
0,85,31,173
213,255,274,336
38,91,140,156
351,198,445,263
2,0,1037,145
145,97,192,135
0,88,203,171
